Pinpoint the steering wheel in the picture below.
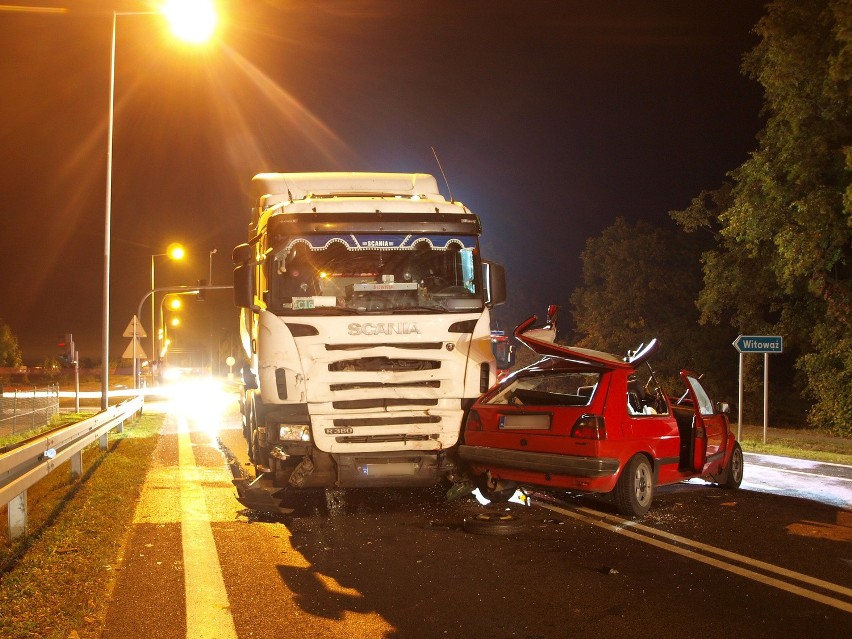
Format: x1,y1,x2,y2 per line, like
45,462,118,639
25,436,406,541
645,375,667,412
422,274,448,289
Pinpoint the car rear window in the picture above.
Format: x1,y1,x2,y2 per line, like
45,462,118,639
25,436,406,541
485,371,601,407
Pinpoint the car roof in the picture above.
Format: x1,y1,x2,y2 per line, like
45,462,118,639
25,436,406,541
513,314,659,371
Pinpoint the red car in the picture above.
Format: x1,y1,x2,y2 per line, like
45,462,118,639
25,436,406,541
458,313,744,517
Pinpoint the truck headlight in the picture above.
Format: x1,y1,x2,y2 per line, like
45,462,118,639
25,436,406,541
279,424,311,442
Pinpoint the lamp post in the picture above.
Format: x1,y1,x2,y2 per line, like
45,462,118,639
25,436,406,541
151,243,185,384
100,2,217,408
160,295,182,358
163,317,181,355
159,293,193,367
209,248,217,375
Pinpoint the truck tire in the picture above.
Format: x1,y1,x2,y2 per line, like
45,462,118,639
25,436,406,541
242,393,252,439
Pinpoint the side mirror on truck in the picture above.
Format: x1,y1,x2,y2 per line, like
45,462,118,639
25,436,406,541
483,261,507,307
232,243,255,309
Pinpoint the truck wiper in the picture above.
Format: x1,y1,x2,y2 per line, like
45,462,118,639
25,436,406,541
291,306,361,315
388,306,444,314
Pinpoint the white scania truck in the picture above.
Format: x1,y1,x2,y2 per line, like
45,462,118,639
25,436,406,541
232,172,506,510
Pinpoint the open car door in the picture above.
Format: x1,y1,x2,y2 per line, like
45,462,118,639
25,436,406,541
679,371,726,473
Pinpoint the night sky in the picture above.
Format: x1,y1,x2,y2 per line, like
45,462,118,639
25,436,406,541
0,0,766,364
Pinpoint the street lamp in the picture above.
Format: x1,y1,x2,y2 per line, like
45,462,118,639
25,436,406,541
151,242,185,384
160,295,183,355
101,2,217,408
159,293,187,356
163,0,218,43
163,317,181,353
209,248,218,285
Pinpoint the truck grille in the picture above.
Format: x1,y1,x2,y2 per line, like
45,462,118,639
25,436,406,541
335,434,439,444
330,380,440,391
328,357,440,372
332,398,439,410
327,342,443,351
333,415,442,427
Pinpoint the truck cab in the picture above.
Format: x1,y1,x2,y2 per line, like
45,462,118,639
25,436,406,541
232,172,505,505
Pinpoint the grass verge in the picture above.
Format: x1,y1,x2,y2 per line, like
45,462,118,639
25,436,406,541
737,423,852,464
0,413,92,451
0,413,163,639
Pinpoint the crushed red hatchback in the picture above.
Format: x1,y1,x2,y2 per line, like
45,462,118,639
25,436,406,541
458,313,744,517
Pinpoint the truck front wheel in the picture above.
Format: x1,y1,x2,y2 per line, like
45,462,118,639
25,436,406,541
247,394,270,471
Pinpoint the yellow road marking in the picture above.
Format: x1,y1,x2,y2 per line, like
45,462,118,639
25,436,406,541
177,415,239,639
540,501,852,613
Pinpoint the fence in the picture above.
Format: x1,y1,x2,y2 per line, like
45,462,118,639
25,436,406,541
0,384,60,439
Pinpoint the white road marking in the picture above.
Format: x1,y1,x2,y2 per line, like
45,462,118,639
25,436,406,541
178,415,239,639
538,501,852,613
746,466,852,483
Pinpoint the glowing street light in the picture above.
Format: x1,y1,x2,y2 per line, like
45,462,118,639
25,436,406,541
163,0,218,44
151,243,185,383
167,242,186,261
158,291,195,367
102,2,217,405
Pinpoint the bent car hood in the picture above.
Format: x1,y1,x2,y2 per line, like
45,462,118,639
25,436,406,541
513,314,659,370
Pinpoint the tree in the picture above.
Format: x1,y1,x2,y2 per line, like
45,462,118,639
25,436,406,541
674,0,851,434
570,217,737,400
0,319,23,367
42,357,62,380
672,185,806,423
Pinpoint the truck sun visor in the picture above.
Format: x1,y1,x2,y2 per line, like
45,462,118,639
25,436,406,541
279,234,476,253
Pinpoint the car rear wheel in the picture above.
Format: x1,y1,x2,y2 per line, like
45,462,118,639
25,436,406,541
613,455,653,517
721,442,744,489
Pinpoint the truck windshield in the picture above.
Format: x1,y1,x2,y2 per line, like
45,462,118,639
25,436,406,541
267,234,483,314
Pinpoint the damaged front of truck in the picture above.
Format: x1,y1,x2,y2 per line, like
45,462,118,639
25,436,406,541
232,173,505,511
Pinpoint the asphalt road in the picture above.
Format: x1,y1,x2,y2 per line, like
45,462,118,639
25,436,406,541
100,386,851,638
740,452,852,509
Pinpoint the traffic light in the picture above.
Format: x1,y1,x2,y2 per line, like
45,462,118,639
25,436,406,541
57,333,75,365
196,278,207,301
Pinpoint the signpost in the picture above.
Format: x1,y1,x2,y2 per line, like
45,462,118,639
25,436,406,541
733,335,782,354
733,335,783,443
124,316,148,389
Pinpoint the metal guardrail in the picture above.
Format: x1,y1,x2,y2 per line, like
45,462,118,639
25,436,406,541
0,384,60,437
0,396,144,542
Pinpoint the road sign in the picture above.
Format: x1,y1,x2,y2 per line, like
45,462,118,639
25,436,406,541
122,339,148,360
733,334,783,445
123,316,147,338
733,335,782,354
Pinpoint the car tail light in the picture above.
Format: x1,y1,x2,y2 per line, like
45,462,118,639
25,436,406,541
571,414,605,439
465,409,483,431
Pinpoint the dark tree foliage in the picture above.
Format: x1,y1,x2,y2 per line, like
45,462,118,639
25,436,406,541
673,0,851,434
0,319,23,368
569,217,738,402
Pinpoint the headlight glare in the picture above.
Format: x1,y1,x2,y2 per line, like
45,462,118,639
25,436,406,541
279,424,311,442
